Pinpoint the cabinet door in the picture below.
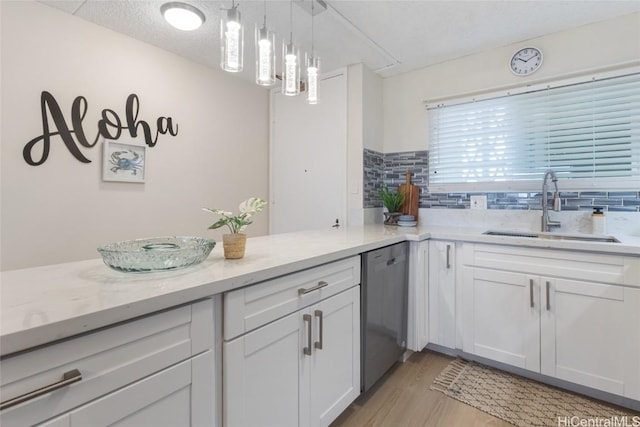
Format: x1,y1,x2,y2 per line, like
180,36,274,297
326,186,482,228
224,311,304,427
270,70,347,233
462,267,540,371
69,359,194,427
309,287,360,427
428,241,456,348
407,241,429,351
541,278,640,400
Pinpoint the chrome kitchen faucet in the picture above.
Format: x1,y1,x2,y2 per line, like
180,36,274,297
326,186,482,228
541,169,561,232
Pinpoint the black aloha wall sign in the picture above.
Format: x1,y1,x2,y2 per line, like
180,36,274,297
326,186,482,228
23,91,179,166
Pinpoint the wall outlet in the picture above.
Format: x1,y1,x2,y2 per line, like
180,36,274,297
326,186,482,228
471,195,487,210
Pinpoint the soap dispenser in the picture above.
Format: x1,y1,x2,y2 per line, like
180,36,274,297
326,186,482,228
592,207,606,235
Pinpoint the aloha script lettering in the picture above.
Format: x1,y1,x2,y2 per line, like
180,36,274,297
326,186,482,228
23,91,178,165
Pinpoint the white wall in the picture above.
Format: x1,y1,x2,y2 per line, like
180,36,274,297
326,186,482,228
347,64,384,225
347,64,364,225
1,1,269,270
383,12,640,153
362,66,384,153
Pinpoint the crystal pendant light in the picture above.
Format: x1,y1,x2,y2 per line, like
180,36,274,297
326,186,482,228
255,1,275,86
221,1,243,73
282,0,300,96
306,0,320,104
306,55,320,104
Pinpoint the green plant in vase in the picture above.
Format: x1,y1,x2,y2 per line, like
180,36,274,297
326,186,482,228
379,185,404,224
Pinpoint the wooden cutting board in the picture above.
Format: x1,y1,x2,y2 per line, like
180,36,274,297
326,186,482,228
399,171,419,220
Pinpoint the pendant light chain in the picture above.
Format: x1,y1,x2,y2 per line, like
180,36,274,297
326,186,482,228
289,0,293,44
311,0,315,54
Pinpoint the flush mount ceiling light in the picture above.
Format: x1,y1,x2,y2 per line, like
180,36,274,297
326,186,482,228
161,2,205,31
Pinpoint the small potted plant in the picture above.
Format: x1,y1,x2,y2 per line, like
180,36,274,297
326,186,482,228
203,197,267,259
379,185,404,224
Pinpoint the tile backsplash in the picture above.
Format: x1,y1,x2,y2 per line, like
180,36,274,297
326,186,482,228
363,149,429,208
363,149,640,212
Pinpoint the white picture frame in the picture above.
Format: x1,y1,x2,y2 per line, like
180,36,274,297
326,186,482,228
102,139,146,183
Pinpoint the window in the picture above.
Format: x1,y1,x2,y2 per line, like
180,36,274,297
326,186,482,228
428,71,640,192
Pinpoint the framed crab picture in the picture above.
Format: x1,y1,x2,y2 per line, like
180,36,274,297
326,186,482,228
102,140,146,183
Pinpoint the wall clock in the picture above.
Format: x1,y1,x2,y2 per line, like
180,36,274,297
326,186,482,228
510,47,543,76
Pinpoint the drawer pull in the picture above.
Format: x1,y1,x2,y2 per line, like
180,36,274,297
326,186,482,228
314,310,324,350
529,279,534,308
546,281,551,311
303,314,312,356
298,281,328,295
0,369,82,411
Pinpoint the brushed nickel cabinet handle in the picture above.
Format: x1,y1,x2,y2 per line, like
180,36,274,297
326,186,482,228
303,314,312,356
0,369,82,411
530,279,534,308
298,281,328,295
546,281,551,311
314,310,323,350
446,245,451,269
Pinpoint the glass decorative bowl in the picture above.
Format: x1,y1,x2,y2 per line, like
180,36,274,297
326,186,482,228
97,236,216,273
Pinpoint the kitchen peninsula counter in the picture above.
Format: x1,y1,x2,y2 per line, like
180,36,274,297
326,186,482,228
2,225,639,356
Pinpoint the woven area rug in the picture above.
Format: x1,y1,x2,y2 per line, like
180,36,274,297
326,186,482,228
431,358,639,427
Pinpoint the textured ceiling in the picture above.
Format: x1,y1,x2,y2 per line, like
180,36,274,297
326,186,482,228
40,0,640,81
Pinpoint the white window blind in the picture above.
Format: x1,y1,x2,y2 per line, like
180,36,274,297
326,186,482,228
428,72,640,192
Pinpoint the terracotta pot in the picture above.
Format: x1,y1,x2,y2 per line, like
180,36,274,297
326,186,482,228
223,233,247,259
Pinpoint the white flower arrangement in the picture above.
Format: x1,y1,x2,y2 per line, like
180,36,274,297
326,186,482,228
203,197,267,234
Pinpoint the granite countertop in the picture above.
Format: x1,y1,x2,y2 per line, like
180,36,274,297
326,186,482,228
2,225,639,357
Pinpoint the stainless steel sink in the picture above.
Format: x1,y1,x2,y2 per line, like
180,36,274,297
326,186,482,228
483,230,621,243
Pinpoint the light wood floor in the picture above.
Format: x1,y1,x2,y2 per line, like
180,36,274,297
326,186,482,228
331,350,512,427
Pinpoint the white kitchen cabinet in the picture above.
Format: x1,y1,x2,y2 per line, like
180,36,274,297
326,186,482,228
224,309,303,427
309,287,360,426
461,267,540,371
540,277,640,400
428,240,457,349
1,299,217,427
224,287,360,427
69,351,213,427
407,241,429,351
462,243,640,400
223,256,361,427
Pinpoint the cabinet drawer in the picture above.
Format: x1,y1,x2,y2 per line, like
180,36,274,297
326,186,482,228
0,299,214,427
224,256,360,340
463,243,631,285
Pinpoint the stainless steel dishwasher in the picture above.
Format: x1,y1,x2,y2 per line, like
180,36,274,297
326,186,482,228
361,242,408,392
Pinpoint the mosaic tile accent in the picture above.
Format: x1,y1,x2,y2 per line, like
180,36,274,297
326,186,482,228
427,191,640,212
384,151,429,207
363,149,640,212
363,149,429,208
363,149,384,208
